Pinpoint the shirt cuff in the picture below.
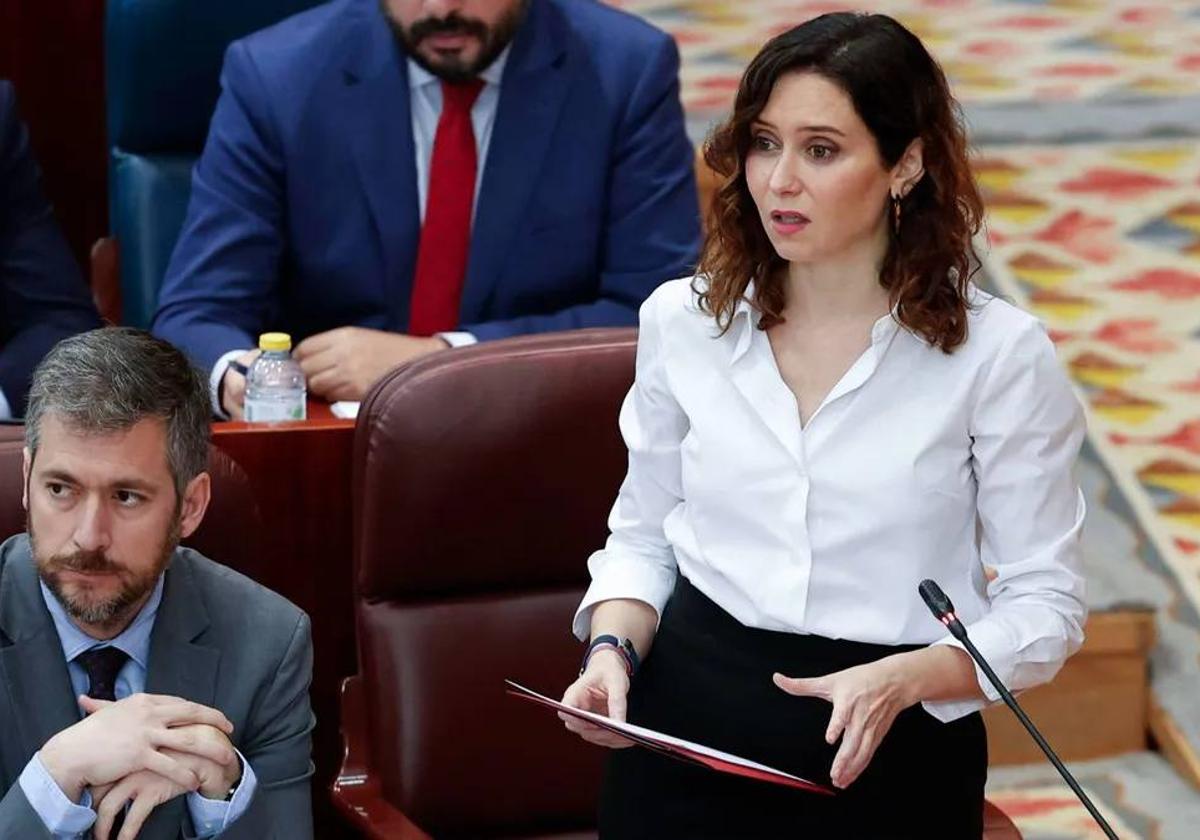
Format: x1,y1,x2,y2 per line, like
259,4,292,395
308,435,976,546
436,331,477,348
19,752,96,837
572,549,677,640
210,349,251,419
920,621,1013,723
185,750,258,837
0,387,12,421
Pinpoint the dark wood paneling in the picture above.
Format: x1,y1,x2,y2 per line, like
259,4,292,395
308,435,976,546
0,0,107,280
211,411,359,839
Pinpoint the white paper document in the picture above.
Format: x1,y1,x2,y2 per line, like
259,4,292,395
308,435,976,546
330,401,361,419
505,680,834,794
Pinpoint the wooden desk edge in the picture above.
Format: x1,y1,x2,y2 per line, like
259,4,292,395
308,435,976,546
214,417,355,434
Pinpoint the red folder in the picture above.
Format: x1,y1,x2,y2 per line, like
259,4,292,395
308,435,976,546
506,680,835,795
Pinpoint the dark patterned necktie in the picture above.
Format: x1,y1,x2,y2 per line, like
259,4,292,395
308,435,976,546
74,646,129,701
75,646,130,836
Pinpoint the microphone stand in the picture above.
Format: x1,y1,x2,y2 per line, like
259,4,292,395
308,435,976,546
918,580,1119,840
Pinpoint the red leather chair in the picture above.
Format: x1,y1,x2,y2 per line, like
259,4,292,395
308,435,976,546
333,328,1022,840
335,329,635,838
985,801,1022,840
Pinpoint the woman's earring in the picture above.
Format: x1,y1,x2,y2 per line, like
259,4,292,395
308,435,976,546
891,192,902,234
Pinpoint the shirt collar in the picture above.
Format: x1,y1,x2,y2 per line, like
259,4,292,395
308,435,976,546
729,282,758,364
40,573,165,670
728,280,902,365
407,44,511,92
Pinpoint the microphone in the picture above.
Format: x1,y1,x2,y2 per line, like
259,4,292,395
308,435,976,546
918,579,1118,840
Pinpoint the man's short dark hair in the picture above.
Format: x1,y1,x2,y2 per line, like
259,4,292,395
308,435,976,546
24,328,211,496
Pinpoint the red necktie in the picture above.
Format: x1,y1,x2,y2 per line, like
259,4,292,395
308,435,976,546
409,78,485,336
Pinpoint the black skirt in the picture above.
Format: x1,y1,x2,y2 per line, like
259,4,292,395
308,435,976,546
599,576,987,839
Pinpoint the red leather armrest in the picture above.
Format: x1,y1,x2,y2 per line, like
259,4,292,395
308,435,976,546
332,675,433,840
983,800,1022,840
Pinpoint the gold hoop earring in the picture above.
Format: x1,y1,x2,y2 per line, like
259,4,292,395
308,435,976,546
891,193,902,234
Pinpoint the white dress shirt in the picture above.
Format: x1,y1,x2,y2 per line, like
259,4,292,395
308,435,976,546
574,277,1088,723
208,50,511,415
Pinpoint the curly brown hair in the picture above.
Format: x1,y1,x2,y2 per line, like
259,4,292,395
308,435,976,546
697,12,984,352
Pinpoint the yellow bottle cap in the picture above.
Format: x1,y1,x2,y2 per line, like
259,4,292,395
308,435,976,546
258,332,292,352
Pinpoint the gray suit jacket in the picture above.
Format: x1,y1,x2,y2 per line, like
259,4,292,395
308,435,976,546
0,534,314,839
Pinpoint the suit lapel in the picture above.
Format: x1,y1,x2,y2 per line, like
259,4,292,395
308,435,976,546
141,554,220,840
0,539,82,770
460,0,572,321
344,2,421,328
144,555,219,711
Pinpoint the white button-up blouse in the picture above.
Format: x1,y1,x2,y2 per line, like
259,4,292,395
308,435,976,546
573,277,1088,722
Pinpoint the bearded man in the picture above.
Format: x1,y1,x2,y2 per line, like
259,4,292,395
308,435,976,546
152,0,701,418
0,328,314,839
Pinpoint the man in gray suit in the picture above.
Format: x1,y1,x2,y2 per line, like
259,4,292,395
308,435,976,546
0,328,313,839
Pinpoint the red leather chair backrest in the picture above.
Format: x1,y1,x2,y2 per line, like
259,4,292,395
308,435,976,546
353,329,637,837
0,440,29,538
0,436,262,571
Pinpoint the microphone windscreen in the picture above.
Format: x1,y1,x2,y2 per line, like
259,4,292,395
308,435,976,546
918,579,956,619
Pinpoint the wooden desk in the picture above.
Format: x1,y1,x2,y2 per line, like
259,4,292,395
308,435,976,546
211,406,357,838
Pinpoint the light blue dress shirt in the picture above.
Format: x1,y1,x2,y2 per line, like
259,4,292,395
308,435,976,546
407,47,509,223
16,575,257,838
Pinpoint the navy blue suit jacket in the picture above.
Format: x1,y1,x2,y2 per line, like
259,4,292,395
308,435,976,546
0,82,102,416
152,0,701,374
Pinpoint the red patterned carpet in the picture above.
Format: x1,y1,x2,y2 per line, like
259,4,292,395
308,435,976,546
611,0,1200,118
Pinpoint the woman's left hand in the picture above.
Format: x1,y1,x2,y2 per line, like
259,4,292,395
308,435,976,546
773,657,916,790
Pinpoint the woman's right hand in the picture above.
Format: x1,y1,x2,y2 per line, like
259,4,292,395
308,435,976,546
559,649,636,748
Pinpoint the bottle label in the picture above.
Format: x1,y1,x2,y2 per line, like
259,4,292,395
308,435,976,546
244,396,307,422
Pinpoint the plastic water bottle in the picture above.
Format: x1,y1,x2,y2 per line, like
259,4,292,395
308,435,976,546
243,332,307,422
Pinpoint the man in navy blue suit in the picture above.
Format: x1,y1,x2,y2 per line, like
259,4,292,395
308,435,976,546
0,82,102,419
153,0,701,418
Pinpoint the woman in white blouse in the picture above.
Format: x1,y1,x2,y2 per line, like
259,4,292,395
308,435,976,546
560,11,1086,839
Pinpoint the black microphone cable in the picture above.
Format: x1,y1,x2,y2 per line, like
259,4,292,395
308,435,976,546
918,579,1119,840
